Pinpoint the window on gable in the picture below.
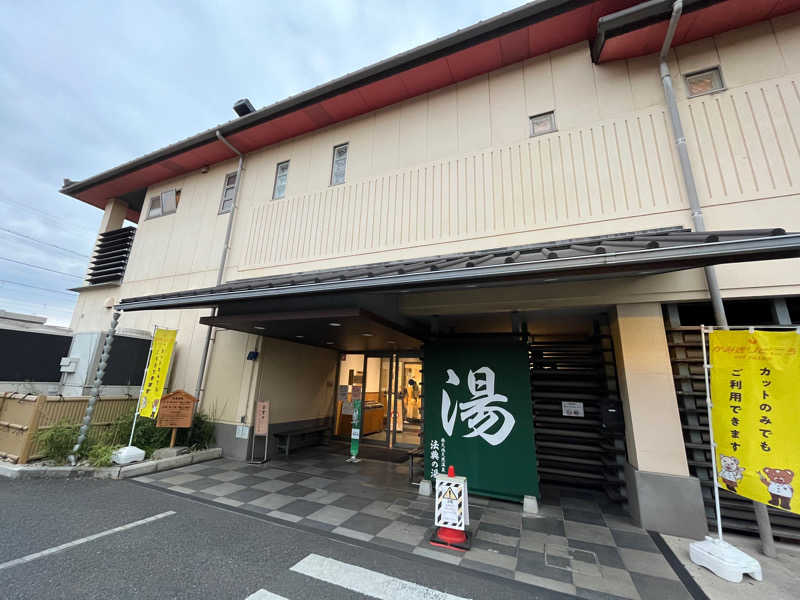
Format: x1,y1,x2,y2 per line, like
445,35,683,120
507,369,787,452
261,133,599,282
529,111,556,137
685,67,724,98
219,172,237,214
330,143,348,186
147,189,179,219
272,160,290,200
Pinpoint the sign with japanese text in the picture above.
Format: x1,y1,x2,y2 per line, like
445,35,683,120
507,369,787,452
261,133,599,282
350,385,362,457
254,401,270,436
138,328,177,419
155,390,196,429
710,330,800,514
434,474,470,530
424,341,539,501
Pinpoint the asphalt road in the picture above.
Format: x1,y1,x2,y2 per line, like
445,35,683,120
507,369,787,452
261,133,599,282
0,478,572,600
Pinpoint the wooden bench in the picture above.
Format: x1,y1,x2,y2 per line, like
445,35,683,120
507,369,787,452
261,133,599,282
274,425,329,457
408,446,424,483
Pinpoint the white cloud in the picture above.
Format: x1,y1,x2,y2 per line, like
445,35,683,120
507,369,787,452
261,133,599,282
0,0,524,324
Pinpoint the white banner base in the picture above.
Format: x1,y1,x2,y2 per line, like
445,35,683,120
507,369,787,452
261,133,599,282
689,536,763,583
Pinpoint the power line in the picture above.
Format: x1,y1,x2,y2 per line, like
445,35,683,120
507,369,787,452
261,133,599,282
0,226,90,258
0,297,75,314
0,197,97,234
0,279,77,296
0,256,84,279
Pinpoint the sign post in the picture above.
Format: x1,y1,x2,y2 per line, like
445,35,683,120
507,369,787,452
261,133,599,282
128,327,177,446
346,385,362,463
249,400,270,464
687,327,800,582
156,390,197,447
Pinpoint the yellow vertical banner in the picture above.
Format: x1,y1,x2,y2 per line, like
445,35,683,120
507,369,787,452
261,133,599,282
709,330,800,515
138,328,177,419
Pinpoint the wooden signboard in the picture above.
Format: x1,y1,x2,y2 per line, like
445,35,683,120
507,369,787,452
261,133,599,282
156,390,197,429
254,401,270,436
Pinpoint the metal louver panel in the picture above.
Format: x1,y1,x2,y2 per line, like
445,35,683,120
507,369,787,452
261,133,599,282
530,319,627,505
665,304,800,541
86,226,135,286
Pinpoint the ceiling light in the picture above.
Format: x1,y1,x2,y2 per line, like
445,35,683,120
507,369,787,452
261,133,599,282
295,335,304,339
254,326,265,330
361,333,373,337
329,322,341,327
387,340,396,344
325,341,334,345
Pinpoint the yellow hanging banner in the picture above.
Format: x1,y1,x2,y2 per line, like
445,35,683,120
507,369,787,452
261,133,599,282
709,330,800,515
138,328,177,419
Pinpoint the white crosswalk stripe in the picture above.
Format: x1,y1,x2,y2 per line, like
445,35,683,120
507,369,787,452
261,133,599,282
244,590,289,600
290,553,471,600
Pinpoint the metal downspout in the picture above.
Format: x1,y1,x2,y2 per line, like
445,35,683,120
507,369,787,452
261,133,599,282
194,131,245,408
659,0,776,558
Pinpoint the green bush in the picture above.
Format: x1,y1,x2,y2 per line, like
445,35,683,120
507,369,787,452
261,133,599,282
108,410,170,457
87,444,119,467
177,412,216,450
107,409,215,457
35,420,80,465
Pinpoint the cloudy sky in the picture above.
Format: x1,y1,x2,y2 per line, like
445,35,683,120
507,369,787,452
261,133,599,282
0,0,524,327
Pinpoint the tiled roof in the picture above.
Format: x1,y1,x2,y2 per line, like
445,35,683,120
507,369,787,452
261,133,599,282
118,226,799,311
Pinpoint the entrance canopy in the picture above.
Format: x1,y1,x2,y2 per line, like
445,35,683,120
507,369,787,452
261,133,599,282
116,225,800,350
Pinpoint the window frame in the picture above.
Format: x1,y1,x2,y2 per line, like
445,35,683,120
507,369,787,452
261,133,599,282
272,160,290,200
330,142,349,186
219,172,238,214
147,189,179,220
529,111,557,138
684,66,726,99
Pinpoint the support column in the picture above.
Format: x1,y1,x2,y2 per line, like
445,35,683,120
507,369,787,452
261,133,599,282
611,303,707,538
98,198,128,233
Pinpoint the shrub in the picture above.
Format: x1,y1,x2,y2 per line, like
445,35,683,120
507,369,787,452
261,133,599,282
87,444,119,467
108,410,170,458
177,412,216,450
35,420,80,465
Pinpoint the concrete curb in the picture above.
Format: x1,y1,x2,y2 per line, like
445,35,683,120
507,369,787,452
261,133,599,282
0,447,223,480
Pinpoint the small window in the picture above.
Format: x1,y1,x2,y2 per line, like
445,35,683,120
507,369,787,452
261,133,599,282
330,143,348,186
147,196,162,219
529,112,556,137
272,160,290,200
147,189,179,219
219,172,237,213
685,67,724,98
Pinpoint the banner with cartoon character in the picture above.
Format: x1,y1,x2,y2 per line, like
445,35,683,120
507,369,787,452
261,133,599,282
423,340,539,501
710,330,800,514
138,327,177,419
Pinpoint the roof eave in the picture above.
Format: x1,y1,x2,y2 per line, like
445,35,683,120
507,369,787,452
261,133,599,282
115,234,800,312
61,0,592,199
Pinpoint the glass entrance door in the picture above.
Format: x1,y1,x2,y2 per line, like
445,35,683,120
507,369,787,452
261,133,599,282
336,352,423,449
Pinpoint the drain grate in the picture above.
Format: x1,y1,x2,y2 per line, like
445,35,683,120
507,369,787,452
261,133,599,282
544,543,602,577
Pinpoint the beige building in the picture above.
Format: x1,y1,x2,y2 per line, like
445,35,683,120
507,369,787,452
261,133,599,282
62,0,800,538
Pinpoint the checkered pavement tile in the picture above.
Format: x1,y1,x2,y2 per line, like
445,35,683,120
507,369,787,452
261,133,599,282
133,452,691,599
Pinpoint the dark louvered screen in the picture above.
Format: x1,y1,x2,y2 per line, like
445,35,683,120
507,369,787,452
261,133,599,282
86,227,135,285
530,319,627,505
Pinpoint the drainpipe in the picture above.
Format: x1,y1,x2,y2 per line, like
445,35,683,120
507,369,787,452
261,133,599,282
194,130,245,408
659,1,776,558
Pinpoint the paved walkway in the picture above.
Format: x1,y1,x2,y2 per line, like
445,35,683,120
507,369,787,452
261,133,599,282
133,449,695,600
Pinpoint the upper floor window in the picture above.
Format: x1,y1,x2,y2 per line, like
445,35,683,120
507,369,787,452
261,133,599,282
219,172,237,214
530,111,556,137
272,160,290,200
147,189,179,219
685,67,724,98
330,143,348,186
